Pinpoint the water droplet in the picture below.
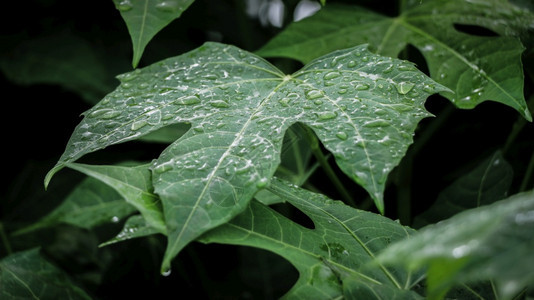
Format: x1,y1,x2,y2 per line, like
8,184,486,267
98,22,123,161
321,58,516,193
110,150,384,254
356,84,369,90
306,90,323,100
88,108,113,118
115,0,133,12
174,95,201,105
256,177,269,189
347,60,357,68
383,64,394,73
363,119,390,128
131,120,148,131
111,216,120,223
323,71,341,80
203,74,218,80
279,98,290,107
138,82,150,89
336,132,348,140
422,84,435,93
210,100,229,108
395,82,415,95
161,268,172,276
317,111,337,120
155,0,180,12
153,161,174,174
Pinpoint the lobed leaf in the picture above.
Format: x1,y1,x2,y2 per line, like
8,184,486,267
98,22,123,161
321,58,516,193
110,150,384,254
46,42,445,272
257,0,534,121
0,248,91,300
112,0,195,68
200,177,424,299
377,189,534,300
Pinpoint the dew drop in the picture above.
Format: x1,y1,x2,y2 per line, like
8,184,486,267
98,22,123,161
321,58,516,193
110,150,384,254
138,82,150,89
155,0,180,12
256,177,269,189
131,120,148,131
111,216,120,223
210,100,230,108
336,132,348,140
161,268,172,276
306,90,323,100
115,0,133,12
323,71,341,80
356,84,370,90
88,108,113,118
347,60,357,68
154,161,173,174
278,98,290,107
395,82,415,95
317,111,337,120
174,95,201,105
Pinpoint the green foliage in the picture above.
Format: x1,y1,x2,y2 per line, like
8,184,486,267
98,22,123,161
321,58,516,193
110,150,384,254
1,0,534,299
257,0,534,121
112,0,195,68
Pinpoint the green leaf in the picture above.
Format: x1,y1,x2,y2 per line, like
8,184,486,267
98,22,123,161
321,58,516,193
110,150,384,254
66,163,166,234
200,177,423,299
112,0,195,68
0,34,115,105
377,190,534,300
15,177,136,235
0,248,91,300
413,150,513,227
257,0,533,121
46,42,445,272
99,215,160,247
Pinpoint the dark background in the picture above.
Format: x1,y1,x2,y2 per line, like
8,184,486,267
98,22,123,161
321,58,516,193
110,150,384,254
1,0,532,299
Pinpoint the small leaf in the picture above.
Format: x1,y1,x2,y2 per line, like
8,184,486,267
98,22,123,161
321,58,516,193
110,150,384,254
377,189,534,300
66,163,166,233
0,248,91,299
112,0,195,68
46,42,445,272
201,178,423,299
257,0,534,121
15,177,136,235
413,151,513,227
99,215,160,247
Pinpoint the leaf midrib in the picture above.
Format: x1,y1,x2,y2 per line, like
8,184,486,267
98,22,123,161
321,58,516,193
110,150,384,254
165,75,287,260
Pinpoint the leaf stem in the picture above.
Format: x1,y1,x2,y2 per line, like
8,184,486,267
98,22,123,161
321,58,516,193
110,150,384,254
519,151,534,192
300,125,356,207
0,222,13,255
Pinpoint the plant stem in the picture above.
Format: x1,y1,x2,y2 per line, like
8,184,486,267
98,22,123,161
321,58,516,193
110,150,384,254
300,125,356,207
0,222,13,255
503,95,534,155
519,151,534,192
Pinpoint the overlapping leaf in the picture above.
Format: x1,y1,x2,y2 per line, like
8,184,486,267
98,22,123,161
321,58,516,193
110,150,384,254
377,189,534,300
413,151,513,227
65,163,166,233
46,42,445,272
112,0,195,68
257,0,534,121
15,176,135,235
0,248,91,299
200,178,424,299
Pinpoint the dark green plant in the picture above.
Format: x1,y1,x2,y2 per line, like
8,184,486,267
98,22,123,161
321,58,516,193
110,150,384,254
1,0,533,299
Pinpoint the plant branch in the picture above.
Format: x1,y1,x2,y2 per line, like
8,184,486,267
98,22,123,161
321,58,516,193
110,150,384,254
0,222,13,255
300,125,356,207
